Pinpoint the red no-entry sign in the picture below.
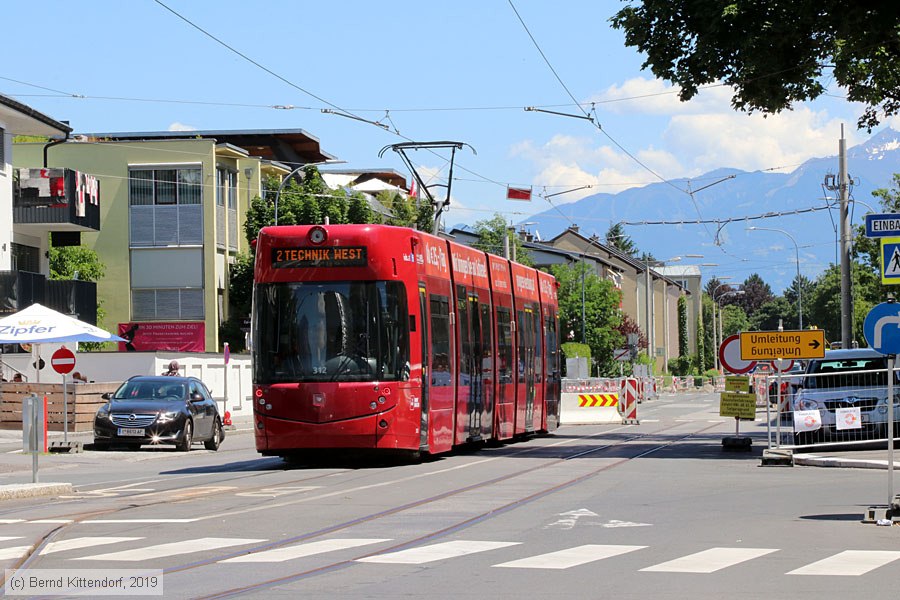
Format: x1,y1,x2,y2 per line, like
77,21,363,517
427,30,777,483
51,347,76,375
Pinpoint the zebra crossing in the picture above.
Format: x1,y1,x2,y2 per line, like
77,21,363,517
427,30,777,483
2,536,899,576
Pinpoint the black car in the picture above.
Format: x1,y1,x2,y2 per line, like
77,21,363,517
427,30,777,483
93,375,224,451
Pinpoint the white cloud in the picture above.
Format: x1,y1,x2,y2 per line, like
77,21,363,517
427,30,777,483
512,75,875,195
168,122,197,131
591,77,734,116
511,135,686,199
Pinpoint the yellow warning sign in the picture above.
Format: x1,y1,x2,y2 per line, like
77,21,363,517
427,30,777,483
724,376,750,393
739,330,825,361
719,392,756,420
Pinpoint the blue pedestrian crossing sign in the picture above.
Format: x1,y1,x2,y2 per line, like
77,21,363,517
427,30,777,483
881,237,900,284
864,302,900,355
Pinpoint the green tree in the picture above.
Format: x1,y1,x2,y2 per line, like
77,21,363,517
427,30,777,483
605,222,638,256
472,214,531,265
48,245,108,351
721,304,750,338
551,262,623,376
695,313,707,372
611,1,900,130
749,296,794,332
807,263,875,345
677,295,688,356
48,246,105,282
734,273,773,316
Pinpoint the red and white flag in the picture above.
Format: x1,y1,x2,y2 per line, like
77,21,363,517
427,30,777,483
409,178,417,198
506,186,532,201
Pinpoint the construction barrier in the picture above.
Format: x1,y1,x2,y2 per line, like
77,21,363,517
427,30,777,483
560,390,622,425
619,378,639,424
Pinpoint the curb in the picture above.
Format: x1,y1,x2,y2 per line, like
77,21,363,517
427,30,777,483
0,483,73,501
792,454,893,470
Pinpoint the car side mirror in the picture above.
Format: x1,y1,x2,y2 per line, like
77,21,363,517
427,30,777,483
101,392,112,400
190,393,204,403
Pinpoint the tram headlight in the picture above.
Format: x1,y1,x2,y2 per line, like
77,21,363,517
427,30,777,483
308,226,327,245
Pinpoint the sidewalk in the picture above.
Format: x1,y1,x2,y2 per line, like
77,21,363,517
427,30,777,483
792,448,900,470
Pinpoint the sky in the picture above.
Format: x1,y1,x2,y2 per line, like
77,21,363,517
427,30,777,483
5,0,897,290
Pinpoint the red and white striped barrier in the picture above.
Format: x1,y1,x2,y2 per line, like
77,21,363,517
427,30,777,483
619,378,639,424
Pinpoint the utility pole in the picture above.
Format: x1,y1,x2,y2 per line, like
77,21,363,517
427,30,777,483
839,125,852,346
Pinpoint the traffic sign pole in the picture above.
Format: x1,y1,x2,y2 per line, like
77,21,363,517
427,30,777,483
888,355,895,510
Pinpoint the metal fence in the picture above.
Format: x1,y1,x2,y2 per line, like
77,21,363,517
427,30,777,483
763,366,900,449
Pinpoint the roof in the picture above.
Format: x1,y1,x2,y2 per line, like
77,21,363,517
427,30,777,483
655,265,703,278
0,94,72,137
76,128,336,165
320,168,408,190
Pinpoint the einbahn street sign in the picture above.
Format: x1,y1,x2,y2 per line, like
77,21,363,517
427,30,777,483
865,213,900,238
739,330,825,361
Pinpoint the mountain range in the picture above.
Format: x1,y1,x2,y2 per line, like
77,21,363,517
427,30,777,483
514,127,900,295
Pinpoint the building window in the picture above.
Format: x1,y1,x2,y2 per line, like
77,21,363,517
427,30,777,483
129,165,203,247
0,127,6,170
129,167,201,206
216,167,237,209
132,288,204,320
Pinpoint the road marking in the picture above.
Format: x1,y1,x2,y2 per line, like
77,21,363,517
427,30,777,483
170,486,236,499
221,538,391,563
788,550,900,576
601,520,652,528
357,540,520,564
0,537,23,542
82,518,200,524
74,537,266,562
28,519,73,524
0,520,25,524
0,546,31,560
495,544,646,569
41,537,144,555
235,486,320,498
641,547,778,573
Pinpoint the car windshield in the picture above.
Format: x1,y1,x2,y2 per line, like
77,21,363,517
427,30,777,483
113,380,187,401
804,357,898,390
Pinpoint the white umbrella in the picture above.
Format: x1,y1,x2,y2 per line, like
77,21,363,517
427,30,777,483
0,303,124,345
0,303,124,448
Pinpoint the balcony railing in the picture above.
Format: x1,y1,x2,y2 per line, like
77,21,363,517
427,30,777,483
13,168,100,232
0,270,97,324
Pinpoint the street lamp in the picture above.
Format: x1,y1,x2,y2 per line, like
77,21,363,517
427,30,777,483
710,278,733,371
747,227,802,329
274,165,307,225
715,289,745,364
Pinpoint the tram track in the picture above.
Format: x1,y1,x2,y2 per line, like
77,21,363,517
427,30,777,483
4,418,725,596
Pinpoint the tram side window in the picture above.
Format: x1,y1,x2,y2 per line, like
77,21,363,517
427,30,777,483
430,294,452,387
497,307,513,383
480,303,492,378
457,286,471,384
545,313,559,378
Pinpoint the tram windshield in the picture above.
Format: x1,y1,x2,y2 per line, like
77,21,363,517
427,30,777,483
254,281,409,384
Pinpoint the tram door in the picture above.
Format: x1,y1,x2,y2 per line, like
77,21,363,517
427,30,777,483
456,286,484,442
517,306,536,432
418,286,430,451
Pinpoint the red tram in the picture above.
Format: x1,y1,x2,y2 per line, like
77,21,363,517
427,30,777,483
251,224,560,459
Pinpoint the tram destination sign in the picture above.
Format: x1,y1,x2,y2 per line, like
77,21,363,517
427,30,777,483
739,330,825,361
272,246,367,268
865,213,900,238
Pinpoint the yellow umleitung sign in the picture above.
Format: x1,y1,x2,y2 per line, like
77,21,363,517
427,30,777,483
719,391,756,420
739,330,825,361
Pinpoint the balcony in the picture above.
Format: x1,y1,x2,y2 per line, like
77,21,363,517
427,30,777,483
13,168,101,237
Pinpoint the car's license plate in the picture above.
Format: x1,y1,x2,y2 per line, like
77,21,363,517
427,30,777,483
117,428,145,436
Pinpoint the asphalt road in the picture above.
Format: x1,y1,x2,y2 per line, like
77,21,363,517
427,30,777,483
0,391,898,599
